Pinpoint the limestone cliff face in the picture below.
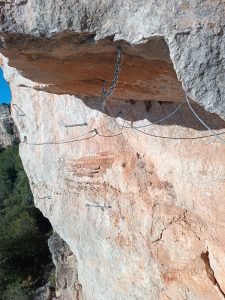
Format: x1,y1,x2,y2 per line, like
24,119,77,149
1,1,225,300
0,0,225,117
3,63,225,299
0,104,17,149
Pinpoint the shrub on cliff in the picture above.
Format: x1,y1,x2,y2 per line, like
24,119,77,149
0,144,52,299
2,282,30,300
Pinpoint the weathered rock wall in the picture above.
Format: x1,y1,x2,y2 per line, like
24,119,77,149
0,0,225,117
1,1,225,299
1,56,225,299
0,104,18,149
0,34,185,102
48,232,83,300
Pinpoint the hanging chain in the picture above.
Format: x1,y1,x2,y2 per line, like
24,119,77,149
102,46,123,109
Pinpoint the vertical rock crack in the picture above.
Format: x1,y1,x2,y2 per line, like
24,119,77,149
201,251,225,298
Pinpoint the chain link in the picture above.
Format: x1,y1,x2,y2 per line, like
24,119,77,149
102,46,123,109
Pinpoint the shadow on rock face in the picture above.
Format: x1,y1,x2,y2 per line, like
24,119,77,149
83,97,225,131
2,31,225,131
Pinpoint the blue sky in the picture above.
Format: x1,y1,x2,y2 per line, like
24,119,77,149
0,68,11,104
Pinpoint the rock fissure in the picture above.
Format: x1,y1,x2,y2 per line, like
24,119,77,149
1,2,225,299
151,210,187,242
201,251,225,298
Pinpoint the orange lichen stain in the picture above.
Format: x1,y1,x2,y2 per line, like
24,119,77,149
121,154,136,181
162,271,178,284
115,234,131,248
66,152,114,177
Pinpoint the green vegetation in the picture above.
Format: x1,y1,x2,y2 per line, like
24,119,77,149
0,144,52,299
48,270,56,289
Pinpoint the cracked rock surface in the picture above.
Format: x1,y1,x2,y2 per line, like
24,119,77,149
0,104,18,149
0,0,225,117
1,55,225,299
48,232,83,300
1,1,225,299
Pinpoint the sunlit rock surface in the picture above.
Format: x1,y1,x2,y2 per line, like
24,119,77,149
0,0,225,117
1,1,225,299
1,56,225,299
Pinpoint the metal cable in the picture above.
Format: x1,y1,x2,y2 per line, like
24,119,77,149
97,132,123,138
115,106,225,140
23,118,119,146
185,94,225,143
133,126,225,140
12,104,26,117
115,102,184,129
23,132,98,145
135,102,184,128
23,108,225,144
15,83,225,143
98,113,125,138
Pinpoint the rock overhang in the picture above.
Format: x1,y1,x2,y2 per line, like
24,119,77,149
0,0,225,118
0,32,184,102
1,2,225,298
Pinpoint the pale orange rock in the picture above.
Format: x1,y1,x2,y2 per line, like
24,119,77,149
0,1,225,299
2,63,224,298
